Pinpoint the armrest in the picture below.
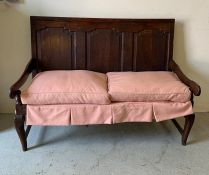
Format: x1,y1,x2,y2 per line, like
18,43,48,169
169,60,201,96
9,58,37,99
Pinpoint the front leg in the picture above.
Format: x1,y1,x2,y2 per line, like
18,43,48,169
14,115,27,151
182,113,195,146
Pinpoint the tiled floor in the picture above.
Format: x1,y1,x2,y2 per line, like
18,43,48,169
0,113,209,175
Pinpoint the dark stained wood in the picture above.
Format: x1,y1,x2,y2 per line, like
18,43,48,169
14,99,28,151
9,17,201,151
120,32,133,71
182,114,195,146
169,60,201,96
9,58,37,99
15,104,26,115
86,29,121,72
31,17,175,72
171,89,196,146
172,119,183,135
37,28,73,70
172,114,196,146
133,30,170,71
26,125,32,138
72,32,86,69
14,115,27,151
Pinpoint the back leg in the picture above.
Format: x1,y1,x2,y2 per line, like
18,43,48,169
182,113,195,146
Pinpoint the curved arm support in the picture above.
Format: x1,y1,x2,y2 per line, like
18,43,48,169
169,60,201,96
9,58,37,99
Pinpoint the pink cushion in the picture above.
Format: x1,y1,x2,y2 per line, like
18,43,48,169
21,70,110,105
26,101,193,125
107,71,191,103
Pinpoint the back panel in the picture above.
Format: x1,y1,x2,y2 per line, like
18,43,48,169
31,17,175,72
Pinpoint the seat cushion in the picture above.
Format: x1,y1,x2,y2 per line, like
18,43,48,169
107,71,191,103
21,70,110,105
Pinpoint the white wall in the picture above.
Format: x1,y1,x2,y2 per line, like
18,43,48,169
0,7,31,113
0,0,209,113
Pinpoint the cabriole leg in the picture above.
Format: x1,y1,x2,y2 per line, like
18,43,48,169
182,114,195,146
14,115,27,151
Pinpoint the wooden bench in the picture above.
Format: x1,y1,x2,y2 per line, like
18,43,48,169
9,17,201,151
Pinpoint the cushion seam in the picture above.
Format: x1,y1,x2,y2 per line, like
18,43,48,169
108,92,190,95
22,92,108,95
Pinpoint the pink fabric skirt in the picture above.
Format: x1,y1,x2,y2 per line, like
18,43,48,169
26,101,193,126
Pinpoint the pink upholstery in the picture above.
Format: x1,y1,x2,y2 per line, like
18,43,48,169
107,71,191,103
153,101,193,122
23,70,193,126
21,70,110,105
26,101,193,125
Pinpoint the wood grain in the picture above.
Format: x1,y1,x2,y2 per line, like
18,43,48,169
31,17,175,72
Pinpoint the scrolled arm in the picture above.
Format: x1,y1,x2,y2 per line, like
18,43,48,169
169,60,201,96
9,58,37,99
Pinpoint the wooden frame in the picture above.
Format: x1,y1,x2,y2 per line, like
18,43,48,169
9,17,201,151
